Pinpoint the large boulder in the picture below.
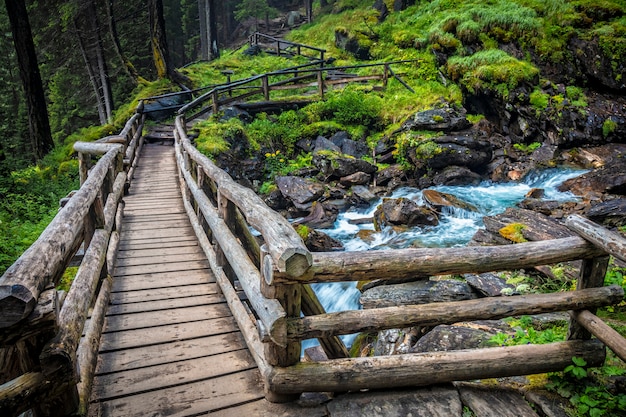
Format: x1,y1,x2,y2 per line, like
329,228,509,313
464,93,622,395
422,189,478,212
401,105,472,132
313,151,377,179
373,197,438,230
558,161,626,200
275,176,325,208
431,166,482,186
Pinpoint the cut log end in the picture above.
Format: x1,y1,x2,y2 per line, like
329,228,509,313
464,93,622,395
0,285,37,328
279,250,313,278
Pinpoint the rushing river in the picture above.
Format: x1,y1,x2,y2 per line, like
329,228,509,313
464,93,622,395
302,167,586,351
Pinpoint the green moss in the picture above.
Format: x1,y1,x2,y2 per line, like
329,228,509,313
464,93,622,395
192,118,244,157
447,49,539,97
603,118,618,137
513,142,541,154
530,88,550,114
499,223,528,243
295,224,311,240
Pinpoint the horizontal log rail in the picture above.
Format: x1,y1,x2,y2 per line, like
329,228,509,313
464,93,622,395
266,236,607,284
0,110,143,415
281,286,623,343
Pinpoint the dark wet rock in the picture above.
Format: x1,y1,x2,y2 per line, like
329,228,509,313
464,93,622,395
360,279,477,309
569,36,626,94
474,208,575,244
338,138,368,158
297,201,339,229
431,166,482,186
526,188,545,199
334,28,371,60
558,161,626,200
561,143,626,169
375,164,406,186
313,151,377,179
219,106,252,123
373,198,438,231
411,135,492,172
401,106,471,132
586,198,626,228
409,323,506,353
531,144,559,167
423,189,478,212
275,176,325,206
263,188,289,211
143,92,192,121
313,136,341,153
302,228,344,252
517,199,561,216
327,386,463,417
464,273,515,297
346,185,378,209
372,0,389,22
339,171,371,187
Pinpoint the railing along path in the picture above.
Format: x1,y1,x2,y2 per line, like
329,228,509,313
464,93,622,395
2,34,626,415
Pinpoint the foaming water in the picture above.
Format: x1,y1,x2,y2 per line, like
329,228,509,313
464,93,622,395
303,167,585,351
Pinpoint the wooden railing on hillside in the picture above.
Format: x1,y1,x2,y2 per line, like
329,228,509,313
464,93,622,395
249,32,327,62
0,112,144,416
174,107,626,399
177,60,416,122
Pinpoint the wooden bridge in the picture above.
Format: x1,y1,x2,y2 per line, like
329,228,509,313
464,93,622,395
2,50,626,416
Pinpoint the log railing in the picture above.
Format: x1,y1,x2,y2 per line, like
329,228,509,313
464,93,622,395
0,111,144,416
249,32,326,61
177,60,416,122
174,104,626,400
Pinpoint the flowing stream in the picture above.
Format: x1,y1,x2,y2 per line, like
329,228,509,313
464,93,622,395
303,167,586,351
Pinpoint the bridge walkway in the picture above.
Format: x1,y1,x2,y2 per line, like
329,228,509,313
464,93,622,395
88,141,320,416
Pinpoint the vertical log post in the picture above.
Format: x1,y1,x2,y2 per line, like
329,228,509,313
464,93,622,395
262,75,270,101
259,245,302,402
383,64,389,88
78,152,90,186
211,90,219,114
568,256,610,340
276,40,281,56
317,70,324,99
217,191,237,283
301,284,349,359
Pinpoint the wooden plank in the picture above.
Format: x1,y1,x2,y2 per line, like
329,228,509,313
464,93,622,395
458,383,539,417
95,332,246,374
115,251,207,267
89,369,264,417
116,244,201,259
102,303,232,332
111,269,213,292
98,316,239,351
109,283,219,303
121,213,188,224
107,294,226,315
120,227,195,241
119,220,197,233
92,349,256,401
114,259,211,276
117,235,197,249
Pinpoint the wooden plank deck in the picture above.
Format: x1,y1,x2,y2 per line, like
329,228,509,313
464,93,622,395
89,142,325,417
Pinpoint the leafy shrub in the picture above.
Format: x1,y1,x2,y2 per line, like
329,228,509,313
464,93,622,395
193,118,245,156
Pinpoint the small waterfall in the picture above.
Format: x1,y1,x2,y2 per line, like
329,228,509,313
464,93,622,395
304,167,586,351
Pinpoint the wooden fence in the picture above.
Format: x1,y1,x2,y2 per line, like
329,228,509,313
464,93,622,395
0,112,144,416
177,59,416,122
249,32,327,62
173,107,626,399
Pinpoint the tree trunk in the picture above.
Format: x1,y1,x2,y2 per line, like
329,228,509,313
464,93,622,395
107,0,141,84
207,0,219,60
73,17,107,125
4,0,54,160
149,0,170,79
198,0,208,60
72,1,114,125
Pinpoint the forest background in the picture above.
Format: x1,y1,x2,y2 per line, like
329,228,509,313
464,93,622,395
0,0,299,274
